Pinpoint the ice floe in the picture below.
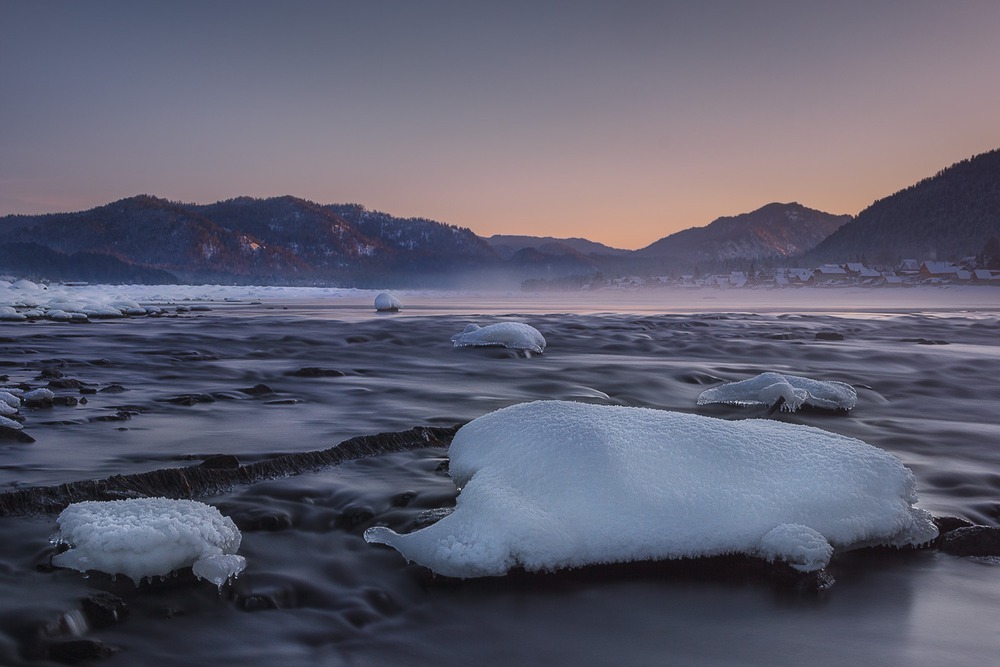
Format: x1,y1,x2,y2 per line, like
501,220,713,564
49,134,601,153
365,400,936,577
451,322,546,354
51,498,245,585
697,371,857,412
375,292,402,312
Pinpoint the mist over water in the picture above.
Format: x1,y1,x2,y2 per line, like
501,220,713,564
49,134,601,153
0,287,998,665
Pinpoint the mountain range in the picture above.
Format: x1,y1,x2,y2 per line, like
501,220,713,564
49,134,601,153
1,148,997,286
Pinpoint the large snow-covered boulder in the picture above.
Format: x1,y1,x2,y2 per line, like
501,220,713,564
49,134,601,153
451,322,546,354
697,371,857,412
52,498,245,586
365,400,936,577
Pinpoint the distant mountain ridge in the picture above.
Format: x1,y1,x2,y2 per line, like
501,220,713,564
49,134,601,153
632,202,850,272
1,147,995,285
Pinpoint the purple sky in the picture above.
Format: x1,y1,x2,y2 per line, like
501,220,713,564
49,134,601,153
2,1,999,249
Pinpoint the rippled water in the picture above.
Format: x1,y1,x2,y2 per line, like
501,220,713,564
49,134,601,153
1,289,999,666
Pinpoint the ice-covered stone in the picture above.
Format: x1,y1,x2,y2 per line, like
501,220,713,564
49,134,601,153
451,322,546,354
697,372,857,412
374,292,402,312
52,498,244,585
366,400,936,577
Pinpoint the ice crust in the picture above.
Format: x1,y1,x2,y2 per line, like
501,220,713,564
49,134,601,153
697,372,858,412
365,400,936,577
451,322,546,353
52,498,245,585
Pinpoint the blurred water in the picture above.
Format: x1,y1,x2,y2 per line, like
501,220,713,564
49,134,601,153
0,291,998,665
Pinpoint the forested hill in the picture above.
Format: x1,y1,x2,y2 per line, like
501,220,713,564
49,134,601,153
806,148,1000,264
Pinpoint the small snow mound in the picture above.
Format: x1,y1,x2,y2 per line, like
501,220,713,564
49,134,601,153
451,322,546,354
52,498,243,584
374,292,402,312
697,372,857,412
365,400,934,578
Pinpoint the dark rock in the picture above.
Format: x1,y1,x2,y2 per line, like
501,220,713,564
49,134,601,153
90,409,136,423
285,367,346,378
0,424,460,517
39,367,64,379
939,526,1000,557
0,425,34,443
198,454,240,469
233,509,294,532
391,490,417,507
46,638,121,663
24,395,53,408
334,505,375,530
235,594,281,612
98,384,127,394
933,515,975,535
815,331,845,341
48,378,83,389
164,394,216,406
52,396,80,407
238,383,274,396
901,338,949,345
79,387,97,395
80,592,129,629
765,332,799,340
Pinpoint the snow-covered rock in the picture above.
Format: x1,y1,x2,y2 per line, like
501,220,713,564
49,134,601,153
0,415,23,430
451,322,546,354
52,498,245,585
374,292,402,312
365,400,936,577
0,306,26,321
697,372,857,412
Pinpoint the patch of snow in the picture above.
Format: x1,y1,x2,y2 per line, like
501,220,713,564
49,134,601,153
52,498,245,585
451,322,546,354
697,372,857,412
0,415,22,430
365,400,935,577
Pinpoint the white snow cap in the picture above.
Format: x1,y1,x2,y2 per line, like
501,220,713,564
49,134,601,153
52,498,245,585
365,400,936,577
697,372,857,412
451,322,546,354
374,292,402,312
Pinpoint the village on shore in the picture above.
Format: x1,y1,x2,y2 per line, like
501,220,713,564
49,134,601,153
560,259,1000,291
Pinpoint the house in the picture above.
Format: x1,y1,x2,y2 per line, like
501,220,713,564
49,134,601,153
919,261,962,279
810,265,848,284
844,263,881,279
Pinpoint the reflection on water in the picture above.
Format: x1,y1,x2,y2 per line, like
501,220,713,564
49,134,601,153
0,290,998,665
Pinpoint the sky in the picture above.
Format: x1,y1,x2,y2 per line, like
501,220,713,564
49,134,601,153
2,1,999,250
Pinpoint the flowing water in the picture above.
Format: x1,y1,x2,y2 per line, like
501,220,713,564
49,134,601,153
0,287,998,666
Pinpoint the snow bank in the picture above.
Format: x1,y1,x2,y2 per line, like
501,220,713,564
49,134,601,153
375,292,402,312
697,372,857,412
365,400,936,577
52,498,245,585
451,322,546,354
